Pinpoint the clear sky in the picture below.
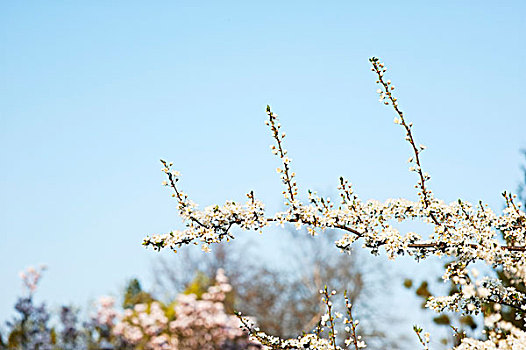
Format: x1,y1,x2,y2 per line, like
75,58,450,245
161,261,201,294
1,0,525,333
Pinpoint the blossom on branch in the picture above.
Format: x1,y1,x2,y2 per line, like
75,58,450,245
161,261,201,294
144,57,526,349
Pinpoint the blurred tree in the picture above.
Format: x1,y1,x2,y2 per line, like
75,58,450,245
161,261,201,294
5,266,53,350
122,278,154,309
152,228,402,349
6,297,53,349
57,306,82,350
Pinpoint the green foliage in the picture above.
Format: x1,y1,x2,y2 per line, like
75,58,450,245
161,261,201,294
183,271,210,298
7,328,23,348
123,278,153,309
459,315,477,330
432,314,450,325
415,281,431,299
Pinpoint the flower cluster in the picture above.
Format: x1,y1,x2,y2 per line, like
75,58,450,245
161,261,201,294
238,287,366,350
112,301,173,349
19,264,47,295
143,160,267,254
145,57,526,348
93,296,120,328
455,319,526,349
106,269,255,350
170,269,252,349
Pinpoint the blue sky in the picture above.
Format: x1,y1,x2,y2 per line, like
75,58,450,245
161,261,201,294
1,0,525,337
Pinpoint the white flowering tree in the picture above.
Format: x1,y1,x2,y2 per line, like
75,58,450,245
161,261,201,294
143,57,526,349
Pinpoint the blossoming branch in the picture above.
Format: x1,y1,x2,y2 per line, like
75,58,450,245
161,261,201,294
143,57,526,349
